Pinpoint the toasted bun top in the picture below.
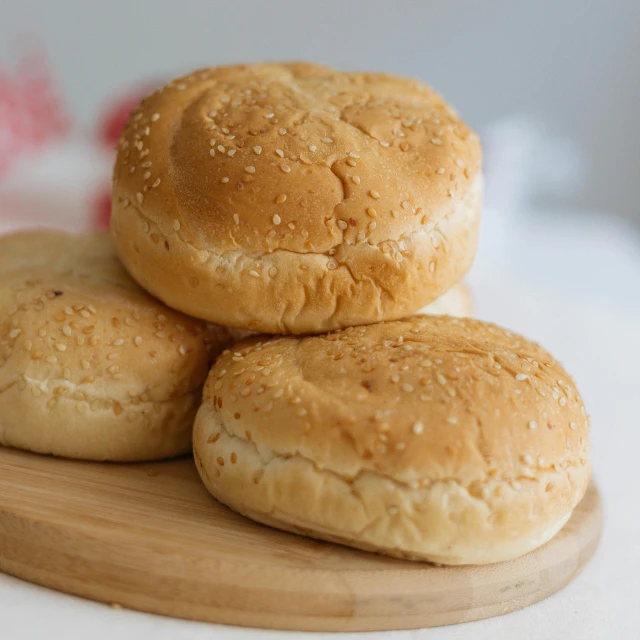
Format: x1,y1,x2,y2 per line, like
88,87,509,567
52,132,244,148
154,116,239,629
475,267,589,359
113,62,480,257
203,316,589,485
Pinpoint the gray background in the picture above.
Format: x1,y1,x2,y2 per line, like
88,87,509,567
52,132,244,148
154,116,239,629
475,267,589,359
2,0,639,224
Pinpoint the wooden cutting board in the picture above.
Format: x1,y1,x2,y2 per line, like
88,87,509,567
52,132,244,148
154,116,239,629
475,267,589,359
0,447,602,632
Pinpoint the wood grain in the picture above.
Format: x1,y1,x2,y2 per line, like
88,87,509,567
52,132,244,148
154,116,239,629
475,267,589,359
0,447,602,632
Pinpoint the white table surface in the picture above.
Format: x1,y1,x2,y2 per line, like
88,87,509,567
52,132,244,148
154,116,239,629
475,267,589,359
2,211,639,640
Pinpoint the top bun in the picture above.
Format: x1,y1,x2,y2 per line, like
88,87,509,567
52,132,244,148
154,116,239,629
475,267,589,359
111,62,481,334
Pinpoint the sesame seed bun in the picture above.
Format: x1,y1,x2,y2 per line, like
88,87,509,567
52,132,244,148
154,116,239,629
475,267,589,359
193,316,590,564
111,62,481,334
0,230,229,461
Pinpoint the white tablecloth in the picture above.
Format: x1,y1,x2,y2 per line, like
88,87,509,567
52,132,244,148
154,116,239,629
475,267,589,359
2,211,639,639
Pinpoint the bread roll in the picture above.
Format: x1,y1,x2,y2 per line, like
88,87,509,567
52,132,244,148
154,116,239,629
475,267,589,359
0,230,229,461
111,62,481,334
193,316,590,564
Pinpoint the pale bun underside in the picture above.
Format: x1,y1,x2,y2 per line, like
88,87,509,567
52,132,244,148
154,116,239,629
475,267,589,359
111,62,482,334
416,281,472,317
194,315,590,564
0,230,229,461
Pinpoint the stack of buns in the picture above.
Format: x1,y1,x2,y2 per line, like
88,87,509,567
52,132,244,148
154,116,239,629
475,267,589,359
0,63,590,565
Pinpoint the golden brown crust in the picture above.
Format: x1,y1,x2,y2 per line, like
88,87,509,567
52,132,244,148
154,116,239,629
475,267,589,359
111,62,481,333
193,316,590,564
0,230,229,461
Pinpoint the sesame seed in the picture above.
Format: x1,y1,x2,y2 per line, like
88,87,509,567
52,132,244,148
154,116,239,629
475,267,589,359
447,416,458,424
538,456,546,466
429,261,436,273
151,113,160,121
401,200,410,209
8,328,21,339
560,397,567,406
523,454,534,465
136,192,144,204
217,145,225,153
264,113,274,119
391,210,399,218
108,365,119,374
412,421,424,435
278,128,287,135
173,219,181,231
516,373,528,381
346,158,357,167
209,149,216,157
134,336,143,346
275,148,284,157
249,270,260,278
81,360,90,370
24,340,32,351
570,422,578,430
45,355,57,364
221,177,229,183
528,421,538,429
254,146,262,154
367,207,377,218
322,137,333,143
280,163,291,173
327,259,338,270
437,167,446,174
275,193,287,204
401,383,414,393
55,343,67,352
337,220,348,230
152,178,161,188
308,144,317,152
431,137,443,145
272,214,281,225
370,190,380,199
233,213,240,225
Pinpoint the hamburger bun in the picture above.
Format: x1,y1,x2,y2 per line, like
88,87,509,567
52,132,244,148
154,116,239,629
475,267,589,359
111,62,481,334
0,230,229,461
193,315,590,564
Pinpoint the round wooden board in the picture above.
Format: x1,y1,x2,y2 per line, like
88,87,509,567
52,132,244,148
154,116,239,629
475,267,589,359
0,447,602,632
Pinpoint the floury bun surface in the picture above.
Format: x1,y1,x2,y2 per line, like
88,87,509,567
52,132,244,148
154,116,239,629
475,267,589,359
194,316,590,565
0,230,229,461
111,62,482,334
